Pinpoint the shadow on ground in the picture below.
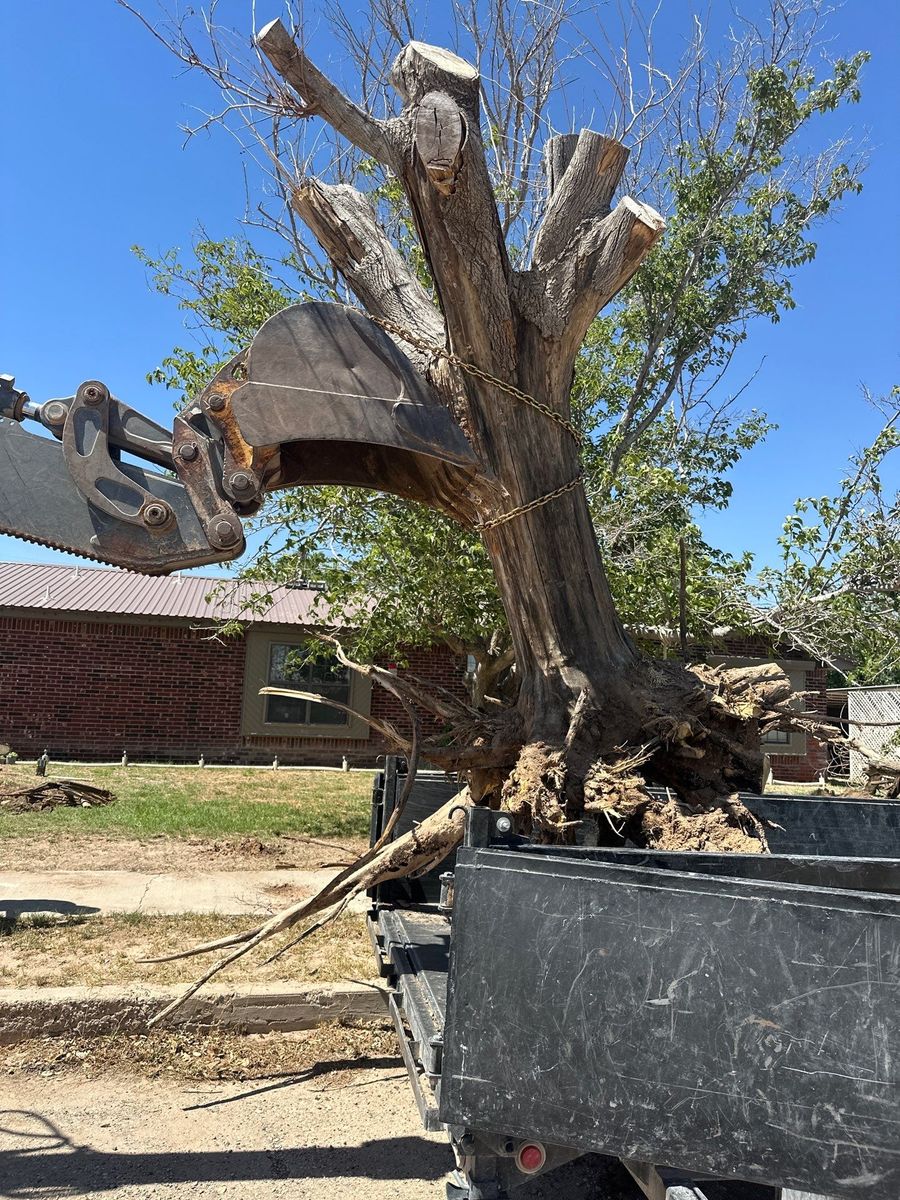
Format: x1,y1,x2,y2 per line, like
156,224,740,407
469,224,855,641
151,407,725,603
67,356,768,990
0,1110,448,1195
0,900,99,931
0,1108,776,1199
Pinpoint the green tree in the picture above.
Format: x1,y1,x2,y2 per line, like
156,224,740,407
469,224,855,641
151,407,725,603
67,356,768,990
136,0,865,697
742,390,900,683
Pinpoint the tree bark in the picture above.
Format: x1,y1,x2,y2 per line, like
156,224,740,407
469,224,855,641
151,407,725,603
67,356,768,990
291,178,445,372
378,39,651,748
257,21,787,837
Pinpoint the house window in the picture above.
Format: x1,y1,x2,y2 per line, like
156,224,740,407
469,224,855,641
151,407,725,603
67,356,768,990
241,630,372,740
265,644,350,726
762,728,791,746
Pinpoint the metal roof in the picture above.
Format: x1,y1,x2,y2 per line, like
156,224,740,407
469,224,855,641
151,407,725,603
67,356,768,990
0,561,329,626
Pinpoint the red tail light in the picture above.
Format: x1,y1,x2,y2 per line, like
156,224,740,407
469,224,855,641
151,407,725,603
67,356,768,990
516,1142,546,1174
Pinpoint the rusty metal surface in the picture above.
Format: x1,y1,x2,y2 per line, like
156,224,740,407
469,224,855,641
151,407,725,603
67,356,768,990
0,361,252,572
0,375,31,421
171,414,245,556
187,356,279,509
233,303,475,460
230,302,493,524
0,559,338,625
14,387,173,469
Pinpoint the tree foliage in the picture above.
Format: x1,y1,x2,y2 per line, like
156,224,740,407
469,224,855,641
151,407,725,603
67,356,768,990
133,238,298,397
742,390,900,683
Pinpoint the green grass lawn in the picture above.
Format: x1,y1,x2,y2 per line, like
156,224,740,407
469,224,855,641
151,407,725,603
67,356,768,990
0,765,373,840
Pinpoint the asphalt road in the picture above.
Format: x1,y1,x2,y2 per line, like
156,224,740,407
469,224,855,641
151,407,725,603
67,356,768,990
0,1068,645,1200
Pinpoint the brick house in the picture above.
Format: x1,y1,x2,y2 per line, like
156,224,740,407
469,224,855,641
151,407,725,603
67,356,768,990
0,561,464,767
0,560,827,779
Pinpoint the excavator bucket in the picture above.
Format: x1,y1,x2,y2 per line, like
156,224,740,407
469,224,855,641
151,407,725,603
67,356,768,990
229,303,493,524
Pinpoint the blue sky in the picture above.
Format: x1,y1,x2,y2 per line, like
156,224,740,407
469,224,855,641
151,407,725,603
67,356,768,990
1,0,897,577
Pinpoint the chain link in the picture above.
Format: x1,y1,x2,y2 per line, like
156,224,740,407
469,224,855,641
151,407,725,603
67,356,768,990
474,473,584,530
366,313,581,445
363,310,584,530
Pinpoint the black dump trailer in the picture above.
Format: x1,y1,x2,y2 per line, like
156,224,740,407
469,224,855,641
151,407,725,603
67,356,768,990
368,759,900,1200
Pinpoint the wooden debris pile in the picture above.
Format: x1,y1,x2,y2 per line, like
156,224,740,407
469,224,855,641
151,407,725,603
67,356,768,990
0,779,115,813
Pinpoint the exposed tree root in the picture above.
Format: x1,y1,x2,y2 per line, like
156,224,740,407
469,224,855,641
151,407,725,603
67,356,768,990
861,760,900,799
146,653,885,1024
144,790,468,1027
626,793,768,854
480,658,795,857
502,742,571,838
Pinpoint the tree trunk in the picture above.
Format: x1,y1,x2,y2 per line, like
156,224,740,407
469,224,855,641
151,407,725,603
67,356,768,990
257,21,787,844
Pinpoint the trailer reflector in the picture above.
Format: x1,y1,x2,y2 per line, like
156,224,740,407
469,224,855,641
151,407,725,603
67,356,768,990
516,1143,546,1173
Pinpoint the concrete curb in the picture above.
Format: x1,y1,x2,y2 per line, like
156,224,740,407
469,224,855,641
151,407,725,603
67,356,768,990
0,981,387,1046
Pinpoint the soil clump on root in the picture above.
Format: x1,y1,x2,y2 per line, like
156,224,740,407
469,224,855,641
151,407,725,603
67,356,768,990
630,795,767,853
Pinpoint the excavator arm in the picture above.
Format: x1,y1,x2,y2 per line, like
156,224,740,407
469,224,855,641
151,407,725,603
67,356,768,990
0,303,491,573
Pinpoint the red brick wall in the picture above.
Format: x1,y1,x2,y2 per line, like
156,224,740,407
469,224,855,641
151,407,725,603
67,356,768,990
768,663,828,783
0,613,466,766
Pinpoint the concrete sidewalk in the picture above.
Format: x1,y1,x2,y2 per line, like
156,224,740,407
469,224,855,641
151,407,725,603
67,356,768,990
0,867,363,917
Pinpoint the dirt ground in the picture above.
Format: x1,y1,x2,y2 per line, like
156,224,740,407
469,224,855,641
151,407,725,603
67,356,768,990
0,1027,646,1200
1,1024,401,1083
0,833,368,874
0,1063,449,1200
0,1073,648,1200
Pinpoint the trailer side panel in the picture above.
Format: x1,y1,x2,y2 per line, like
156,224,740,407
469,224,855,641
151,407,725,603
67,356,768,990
441,849,900,1199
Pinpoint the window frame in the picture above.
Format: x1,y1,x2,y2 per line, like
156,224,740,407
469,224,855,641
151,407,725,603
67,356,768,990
264,642,353,728
761,727,791,746
241,629,372,740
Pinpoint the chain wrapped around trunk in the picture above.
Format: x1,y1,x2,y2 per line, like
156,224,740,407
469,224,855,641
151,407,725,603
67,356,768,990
365,311,584,530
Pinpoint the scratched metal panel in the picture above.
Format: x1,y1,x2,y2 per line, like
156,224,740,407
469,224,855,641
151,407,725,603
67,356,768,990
518,847,900,895
441,849,900,1198
741,796,900,859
